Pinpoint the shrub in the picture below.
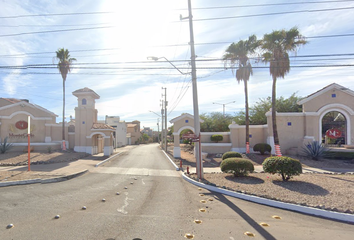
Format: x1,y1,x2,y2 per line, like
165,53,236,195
253,143,272,155
263,156,302,181
301,141,329,160
322,151,354,160
220,158,254,177
0,137,13,154
211,134,223,143
222,151,242,160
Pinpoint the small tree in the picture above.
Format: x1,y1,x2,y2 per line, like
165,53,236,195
263,156,302,181
220,158,254,177
253,143,272,155
222,151,242,160
211,134,223,143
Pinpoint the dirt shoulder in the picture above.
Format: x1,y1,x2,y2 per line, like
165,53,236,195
0,151,89,166
0,151,90,182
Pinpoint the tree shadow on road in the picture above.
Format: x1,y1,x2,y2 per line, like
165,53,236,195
204,191,277,240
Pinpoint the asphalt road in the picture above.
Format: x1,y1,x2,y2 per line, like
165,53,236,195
0,143,353,240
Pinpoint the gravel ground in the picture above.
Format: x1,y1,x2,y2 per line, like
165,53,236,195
0,151,89,166
190,172,354,214
170,144,354,214
0,151,90,181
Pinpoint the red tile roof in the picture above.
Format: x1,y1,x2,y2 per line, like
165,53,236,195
92,123,115,130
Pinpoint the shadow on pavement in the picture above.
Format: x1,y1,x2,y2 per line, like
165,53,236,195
205,191,277,240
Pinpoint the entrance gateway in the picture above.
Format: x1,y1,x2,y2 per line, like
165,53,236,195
169,83,354,157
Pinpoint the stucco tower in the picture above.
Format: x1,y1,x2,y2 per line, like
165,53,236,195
72,87,100,153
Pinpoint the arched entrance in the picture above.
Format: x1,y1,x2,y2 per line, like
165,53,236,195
87,131,114,156
170,113,203,158
321,111,347,146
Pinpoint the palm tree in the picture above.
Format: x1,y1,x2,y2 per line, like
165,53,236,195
223,35,261,153
261,27,307,155
55,48,76,150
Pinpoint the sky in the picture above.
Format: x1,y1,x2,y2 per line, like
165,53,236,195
1,0,354,131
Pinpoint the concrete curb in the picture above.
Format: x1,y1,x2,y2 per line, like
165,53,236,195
95,152,123,167
41,169,88,183
0,178,41,187
182,172,354,224
162,150,179,171
0,169,89,187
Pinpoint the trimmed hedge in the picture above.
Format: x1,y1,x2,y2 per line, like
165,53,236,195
263,156,302,181
222,151,242,160
211,134,223,143
220,158,254,177
322,151,354,160
253,143,271,155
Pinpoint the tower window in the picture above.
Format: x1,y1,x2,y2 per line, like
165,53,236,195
82,98,87,105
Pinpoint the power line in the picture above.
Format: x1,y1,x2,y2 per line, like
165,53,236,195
2,52,354,67
0,23,111,28
0,11,115,19
1,6,354,38
0,25,114,37
2,0,353,19
188,0,354,10
2,33,354,58
193,6,354,22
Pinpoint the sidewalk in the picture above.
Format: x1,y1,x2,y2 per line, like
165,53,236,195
0,146,134,187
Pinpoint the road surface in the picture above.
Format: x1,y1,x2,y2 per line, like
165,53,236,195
1,143,353,239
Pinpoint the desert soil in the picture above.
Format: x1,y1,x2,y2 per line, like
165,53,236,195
170,144,354,214
1,145,354,214
0,151,89,181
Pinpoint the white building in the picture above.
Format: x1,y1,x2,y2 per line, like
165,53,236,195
105,116,127,147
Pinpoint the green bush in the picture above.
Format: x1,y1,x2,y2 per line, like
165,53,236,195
253,143,272,155
211,134,223,143
0,137,13,154
301,141,328,160
220,158,254,177
222,151,242,160
322,151,354,160
263,156,302,181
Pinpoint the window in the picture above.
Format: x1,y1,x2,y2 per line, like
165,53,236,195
82,98,87,105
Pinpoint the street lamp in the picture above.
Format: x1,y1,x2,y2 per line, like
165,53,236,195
213,101,236,117
147,56,190,75
148,1,202,179
147,56,190,153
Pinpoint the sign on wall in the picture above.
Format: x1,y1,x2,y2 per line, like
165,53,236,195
325,128,342,139
9,120,35,138
15,121,28,130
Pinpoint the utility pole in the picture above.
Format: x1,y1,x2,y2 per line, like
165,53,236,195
160,100,164,150
213,101,236,117
157,118,160,143
184,0,203,179
162,87,168,152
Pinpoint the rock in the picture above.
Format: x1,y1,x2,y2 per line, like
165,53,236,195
6,224,14,229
